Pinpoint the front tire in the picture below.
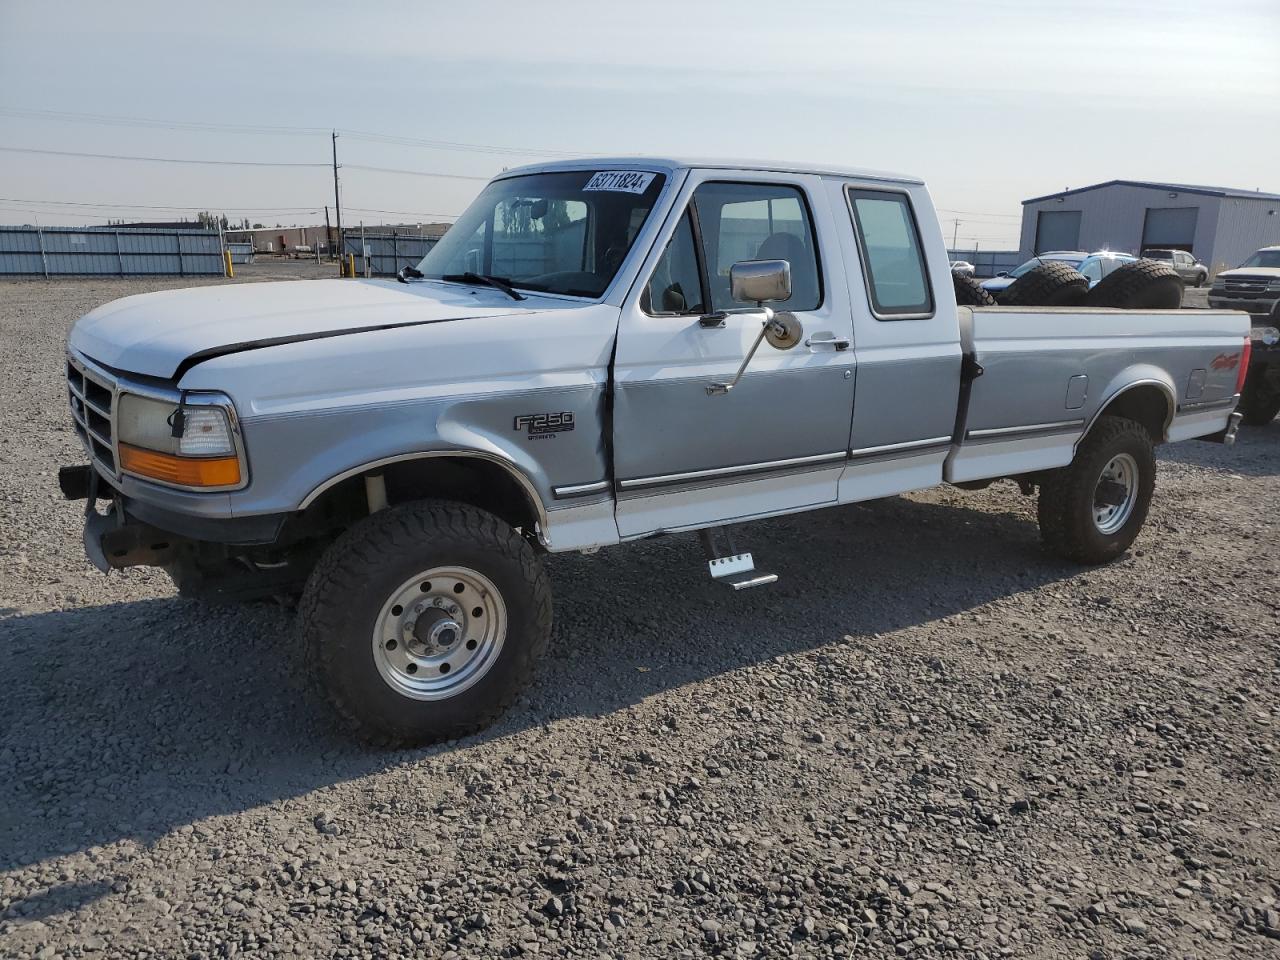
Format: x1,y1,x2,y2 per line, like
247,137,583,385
1037,417,1155,564
299,500,552,745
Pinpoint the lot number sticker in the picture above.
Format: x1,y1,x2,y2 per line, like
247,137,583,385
583,171,656,194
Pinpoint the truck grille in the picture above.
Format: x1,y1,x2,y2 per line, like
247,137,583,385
67,356,118,474
1221,275,1272,298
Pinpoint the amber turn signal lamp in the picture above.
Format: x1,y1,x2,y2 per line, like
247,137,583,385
119,443,242,488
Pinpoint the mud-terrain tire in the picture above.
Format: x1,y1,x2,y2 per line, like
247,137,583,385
995,261,1089,307
953,272,997,307
1037,416,1155,565
299,499,552,745
1239,372,1280,426
1085,260,1183,309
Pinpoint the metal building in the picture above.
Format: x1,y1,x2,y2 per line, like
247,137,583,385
1018,180,1280,276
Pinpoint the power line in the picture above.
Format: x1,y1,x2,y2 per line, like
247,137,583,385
1,107,583,158
342,129,581,158
0,196,322,212
344,163,491,181
0,107,329,137
936,207,1022,219
0,145,328,168
0,146,492,180
345,206,459,220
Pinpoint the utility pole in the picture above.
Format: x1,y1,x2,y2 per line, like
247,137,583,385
332,130,344,275
324,205,332,260
951,218,961,250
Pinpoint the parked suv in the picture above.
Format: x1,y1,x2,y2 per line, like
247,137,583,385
1143,248,1208,286
982,251,1135,294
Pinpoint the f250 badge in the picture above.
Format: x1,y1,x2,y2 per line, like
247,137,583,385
514,412,575,439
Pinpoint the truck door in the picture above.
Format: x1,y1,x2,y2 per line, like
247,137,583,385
825,180,963,501
611,172,856,539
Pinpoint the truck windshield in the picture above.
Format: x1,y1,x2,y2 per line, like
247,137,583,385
415,170,666,298
1240,250,1280,268
1013,255,1082,277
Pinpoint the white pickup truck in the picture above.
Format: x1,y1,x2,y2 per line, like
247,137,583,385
61,158,1250,743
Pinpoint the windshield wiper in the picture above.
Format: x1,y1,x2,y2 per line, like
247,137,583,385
440,272,526,301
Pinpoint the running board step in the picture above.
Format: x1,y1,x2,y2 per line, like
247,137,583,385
699,528,778,590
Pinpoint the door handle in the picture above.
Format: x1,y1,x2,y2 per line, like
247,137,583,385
805,334,850,351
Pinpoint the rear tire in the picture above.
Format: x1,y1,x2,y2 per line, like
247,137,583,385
1085,260,1183,309
1037,417,1155,564
299,500,552,745
996,261,1089,307
1240,372,1280,426
953,273,997,307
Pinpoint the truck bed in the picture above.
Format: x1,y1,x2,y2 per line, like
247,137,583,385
947,306,1248,483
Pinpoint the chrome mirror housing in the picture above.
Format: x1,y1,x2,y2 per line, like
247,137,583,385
730,259,791,304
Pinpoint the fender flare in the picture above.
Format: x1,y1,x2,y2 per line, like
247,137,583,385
1076,371,1177,449
297,449,549,533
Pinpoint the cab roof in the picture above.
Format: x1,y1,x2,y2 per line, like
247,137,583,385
497,156,924,187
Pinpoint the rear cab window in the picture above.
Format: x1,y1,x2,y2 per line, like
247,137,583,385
846,189,934,319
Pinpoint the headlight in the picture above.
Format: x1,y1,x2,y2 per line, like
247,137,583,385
1252,326,1280,346
1267,280,1280,292
116,393,244,489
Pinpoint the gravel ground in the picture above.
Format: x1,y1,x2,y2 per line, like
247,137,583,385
1,268,1278,959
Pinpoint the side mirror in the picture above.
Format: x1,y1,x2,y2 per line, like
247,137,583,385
730,259,791,304
707,260,802,397
996,271,1009,278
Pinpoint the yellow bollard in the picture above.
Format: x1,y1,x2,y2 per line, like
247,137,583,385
224,250,234,279
347,253,356,278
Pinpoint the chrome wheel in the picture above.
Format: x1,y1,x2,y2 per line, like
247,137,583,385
1092,453,1138,535
371,565,507,701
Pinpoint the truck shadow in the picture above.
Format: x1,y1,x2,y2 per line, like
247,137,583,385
0,494,1071,918
1157,421,1279,477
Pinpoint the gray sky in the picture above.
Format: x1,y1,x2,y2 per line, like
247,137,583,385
2,0,1277,247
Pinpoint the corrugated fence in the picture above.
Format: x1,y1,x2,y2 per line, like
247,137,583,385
342,233,439,276
0,226,225,276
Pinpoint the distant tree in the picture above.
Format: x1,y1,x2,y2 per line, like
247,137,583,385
252,223,264,229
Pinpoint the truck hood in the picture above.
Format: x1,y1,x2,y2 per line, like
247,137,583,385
1215,266,1280,280
69,278,537,379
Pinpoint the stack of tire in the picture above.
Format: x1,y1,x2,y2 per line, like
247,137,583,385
952,260,1183,310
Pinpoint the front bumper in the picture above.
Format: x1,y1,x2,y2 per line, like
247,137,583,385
1208,294,1279,318
61,463,286,572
